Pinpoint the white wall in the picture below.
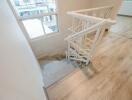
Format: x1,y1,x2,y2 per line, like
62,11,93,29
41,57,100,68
91,0,123,19
29,0,91,58
0,1,47,100
58,0,91,33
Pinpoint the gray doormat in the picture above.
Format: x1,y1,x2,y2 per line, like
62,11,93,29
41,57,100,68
41,60,77,88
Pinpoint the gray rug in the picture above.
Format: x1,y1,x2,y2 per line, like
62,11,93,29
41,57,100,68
41,60,77,88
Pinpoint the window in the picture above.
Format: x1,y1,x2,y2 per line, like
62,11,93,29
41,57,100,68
9,0,59,39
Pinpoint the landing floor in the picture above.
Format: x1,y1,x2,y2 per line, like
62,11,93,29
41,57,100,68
47,16,132,100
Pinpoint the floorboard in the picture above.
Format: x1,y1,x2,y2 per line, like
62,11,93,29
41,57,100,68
47,16,132,100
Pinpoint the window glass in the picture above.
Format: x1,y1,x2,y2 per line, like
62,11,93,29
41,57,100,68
23,18,44,39
9,0,59,39
42,15,58,34
22,15,58,39
12,0,56,17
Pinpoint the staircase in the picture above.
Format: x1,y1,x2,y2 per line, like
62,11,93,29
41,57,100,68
65,6,115,66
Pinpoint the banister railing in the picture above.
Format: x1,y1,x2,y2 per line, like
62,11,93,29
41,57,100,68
65,20,106,41
72,6,113,19
65,6,115,66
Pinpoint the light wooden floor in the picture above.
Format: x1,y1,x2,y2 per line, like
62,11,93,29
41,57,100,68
47,16,132,100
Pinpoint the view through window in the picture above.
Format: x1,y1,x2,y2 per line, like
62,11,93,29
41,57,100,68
10,0,58,39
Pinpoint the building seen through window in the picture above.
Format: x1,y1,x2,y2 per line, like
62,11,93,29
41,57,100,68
13,0,56,17
10,0,58,39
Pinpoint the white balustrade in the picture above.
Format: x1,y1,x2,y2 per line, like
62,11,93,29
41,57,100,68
65,6,115,66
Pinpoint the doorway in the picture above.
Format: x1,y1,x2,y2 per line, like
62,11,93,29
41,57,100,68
118,0,132,16
111,0,132,39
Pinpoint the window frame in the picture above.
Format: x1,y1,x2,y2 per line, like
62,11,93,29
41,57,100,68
7,0,60,41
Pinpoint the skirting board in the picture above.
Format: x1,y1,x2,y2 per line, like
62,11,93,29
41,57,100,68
37,49,66,60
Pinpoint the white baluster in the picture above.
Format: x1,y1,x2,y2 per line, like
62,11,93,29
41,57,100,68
65,6,114,66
